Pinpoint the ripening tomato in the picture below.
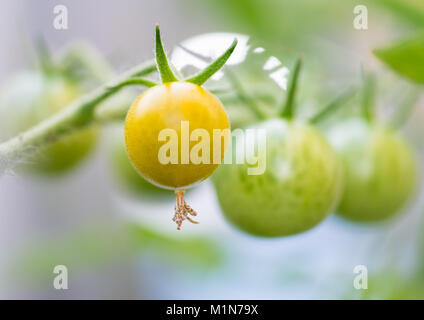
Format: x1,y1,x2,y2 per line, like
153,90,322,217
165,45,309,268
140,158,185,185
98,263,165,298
125,81,230,190
124,25,236,230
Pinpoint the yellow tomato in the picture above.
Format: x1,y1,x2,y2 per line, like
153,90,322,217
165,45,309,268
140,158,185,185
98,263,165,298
125,81,230,190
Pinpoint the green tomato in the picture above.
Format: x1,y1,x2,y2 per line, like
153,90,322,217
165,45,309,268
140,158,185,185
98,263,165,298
110,131,171,197
326,118,417,222
213,119,343,237
0,72,97,175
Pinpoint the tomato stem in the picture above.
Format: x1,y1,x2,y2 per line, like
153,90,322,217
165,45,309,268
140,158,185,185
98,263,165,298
155,25,179,83
0,60,157,174
310,87,357,124
107,78,157,91
280,58,302,119
186,39,238,86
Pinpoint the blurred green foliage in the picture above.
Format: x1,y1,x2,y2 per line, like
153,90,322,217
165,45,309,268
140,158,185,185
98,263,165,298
374,0,424,27
188,0,350,54
374,32,424,84
188,0,424,55
187,0,424,88
185,0,424,128
128,224,222,268
356,271,424,300
12,222,223,283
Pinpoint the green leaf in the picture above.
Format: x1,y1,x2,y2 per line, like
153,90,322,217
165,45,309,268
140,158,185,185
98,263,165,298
374,32,424,84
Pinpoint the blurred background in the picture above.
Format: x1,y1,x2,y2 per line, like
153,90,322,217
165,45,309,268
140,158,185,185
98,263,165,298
0,0,423,299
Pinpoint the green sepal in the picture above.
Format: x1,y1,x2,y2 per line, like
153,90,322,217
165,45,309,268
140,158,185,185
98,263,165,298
360,69,376,123
310,87,357,124
280,58,302,119
155,25,179,83
186,39,238,86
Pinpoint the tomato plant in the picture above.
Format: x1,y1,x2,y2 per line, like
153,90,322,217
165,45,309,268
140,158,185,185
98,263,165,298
213,59,343,237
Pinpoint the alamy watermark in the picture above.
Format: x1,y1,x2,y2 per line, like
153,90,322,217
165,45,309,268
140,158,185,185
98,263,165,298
53,5,68,30
353,265,368,290
157,121,267,175
53,265,68,290
353,5,368,30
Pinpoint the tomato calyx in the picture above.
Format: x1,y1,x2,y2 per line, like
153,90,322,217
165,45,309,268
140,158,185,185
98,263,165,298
360,69,377,124
36,39,82,85
309,87,357,124
280,58,302,120
36,38,60,77
310,70,417,128
223,57,304,123
155,25,238,86
173,190,199,230
224,68,266,120
105,25,238,113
